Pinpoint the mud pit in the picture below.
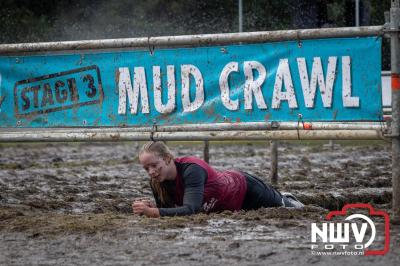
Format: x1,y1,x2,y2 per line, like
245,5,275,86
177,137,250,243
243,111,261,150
0,141,399,265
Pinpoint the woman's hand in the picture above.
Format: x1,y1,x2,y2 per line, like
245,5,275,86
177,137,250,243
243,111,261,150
134,198,156,208
132,201,160,218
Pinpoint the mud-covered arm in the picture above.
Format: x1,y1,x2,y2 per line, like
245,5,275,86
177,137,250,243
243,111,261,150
159,164,207,216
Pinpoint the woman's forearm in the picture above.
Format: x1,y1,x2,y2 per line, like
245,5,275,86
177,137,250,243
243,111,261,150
159,205,200,216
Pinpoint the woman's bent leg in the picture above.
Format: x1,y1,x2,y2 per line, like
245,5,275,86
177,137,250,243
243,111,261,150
241,172,304,210
241,173,284,210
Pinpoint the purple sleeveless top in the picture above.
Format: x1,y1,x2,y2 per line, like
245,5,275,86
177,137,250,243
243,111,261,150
174,156,247,213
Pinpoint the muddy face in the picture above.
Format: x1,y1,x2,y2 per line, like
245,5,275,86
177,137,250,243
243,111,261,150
139,151,175,183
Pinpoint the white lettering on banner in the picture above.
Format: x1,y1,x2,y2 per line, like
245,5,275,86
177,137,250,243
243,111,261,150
117,56,359,115
219,62,239,110
272,59,298,109
244,61,268,110
118,65,204,115
117,67,149,115
117,67,131,115
297,57,337,108
133,67,150,114
181,64,204,113
153,65,176,114
342,56,360,107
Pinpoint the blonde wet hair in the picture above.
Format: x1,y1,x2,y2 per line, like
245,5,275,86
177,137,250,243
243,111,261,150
139,141,174,207
139,141,174,161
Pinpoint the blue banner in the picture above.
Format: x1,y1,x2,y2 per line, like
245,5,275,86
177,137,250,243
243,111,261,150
0,37,382,127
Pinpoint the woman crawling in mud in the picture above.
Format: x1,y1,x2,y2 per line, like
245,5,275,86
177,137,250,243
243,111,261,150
132,141,304,217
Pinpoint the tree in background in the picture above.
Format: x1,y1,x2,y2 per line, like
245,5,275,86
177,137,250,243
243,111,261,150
0,0,390,68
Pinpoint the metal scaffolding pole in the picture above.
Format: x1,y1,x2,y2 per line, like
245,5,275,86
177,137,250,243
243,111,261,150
0,122,386,135
203,140,210,163
0,26,383,54
0,129,383,142
238,0,243,33
355,0,360,26
390,0,400,224
270,140,278,185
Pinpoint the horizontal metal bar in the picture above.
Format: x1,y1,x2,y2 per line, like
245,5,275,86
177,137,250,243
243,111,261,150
0,26,383,54
0,122,387,134
0,130,384,142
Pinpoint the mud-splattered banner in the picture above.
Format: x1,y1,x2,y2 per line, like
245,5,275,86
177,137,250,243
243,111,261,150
0,37,382,127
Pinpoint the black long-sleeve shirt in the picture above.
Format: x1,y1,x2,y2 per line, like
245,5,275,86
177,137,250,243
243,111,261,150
151,162,208,216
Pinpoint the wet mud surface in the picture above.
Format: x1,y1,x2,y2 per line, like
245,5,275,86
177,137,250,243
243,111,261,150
0,141,399,265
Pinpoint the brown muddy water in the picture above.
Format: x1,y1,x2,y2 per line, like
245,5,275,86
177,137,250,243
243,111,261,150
0,141,399,265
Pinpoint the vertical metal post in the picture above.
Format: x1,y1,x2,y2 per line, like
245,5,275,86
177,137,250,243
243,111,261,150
329,140,334,149
391,0,400,223
270,140,278,185
355,0,360,26
203,140,210,163
239,0,243,32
